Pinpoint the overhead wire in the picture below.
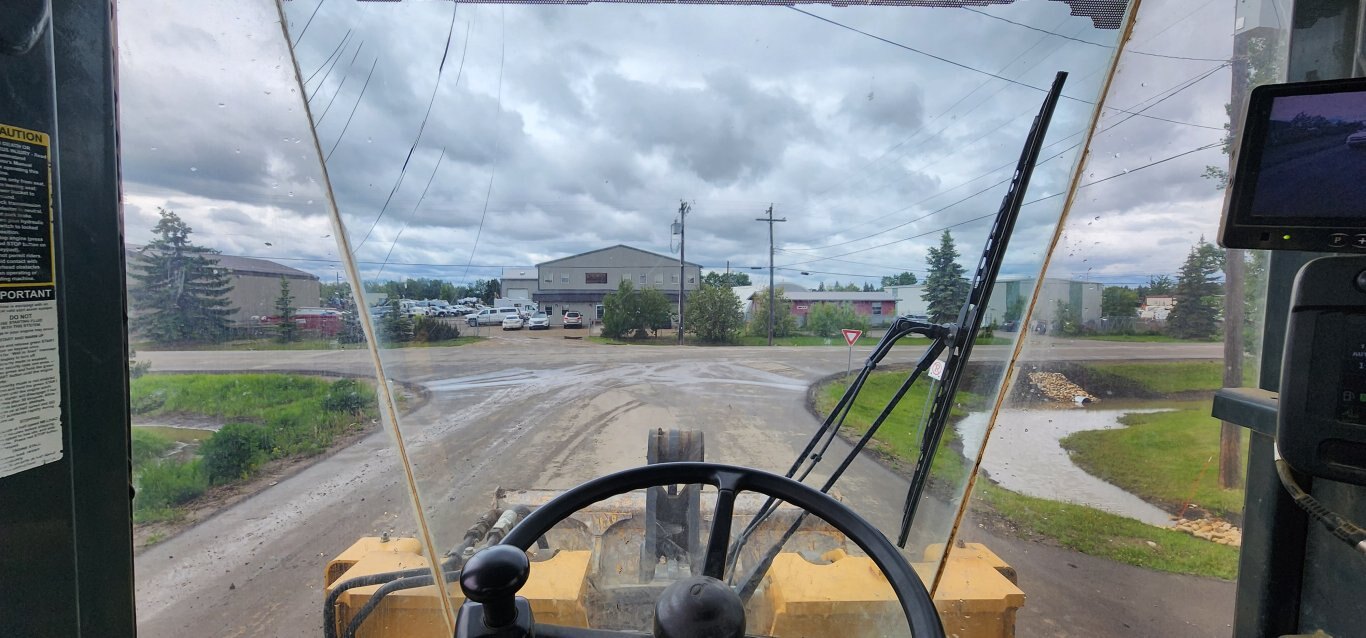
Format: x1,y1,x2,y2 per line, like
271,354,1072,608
961,7,1230,62
290,0,326,47
314,41,365,124
351,6,464,251
779,139,1225,266
302,28,352,87
458,7,506,286
324,57,379,161
789,7,1225,131
375,148,447,280
783,60,1229,253
808,13,1073,198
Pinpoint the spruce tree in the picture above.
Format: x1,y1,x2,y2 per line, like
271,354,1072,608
921,231,969,323
1166,239,1224,340
129,208,236,343
274,276,298,343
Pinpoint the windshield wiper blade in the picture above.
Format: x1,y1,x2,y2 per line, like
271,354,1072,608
895,70,1067,547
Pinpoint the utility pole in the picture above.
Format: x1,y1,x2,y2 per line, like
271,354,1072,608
755,205,786,346
677,201,689,345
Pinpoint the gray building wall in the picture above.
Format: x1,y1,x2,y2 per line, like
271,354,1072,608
500,267,539,300
890,278,1103,328
232,273,320,324
533,245,701,323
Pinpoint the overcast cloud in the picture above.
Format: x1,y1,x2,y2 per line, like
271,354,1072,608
116,0,1245,290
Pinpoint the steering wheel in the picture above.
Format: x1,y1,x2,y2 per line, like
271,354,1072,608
454,462,945,638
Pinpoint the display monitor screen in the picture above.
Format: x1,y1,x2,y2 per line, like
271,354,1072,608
1220,77,1366,251
1249,92,1366,218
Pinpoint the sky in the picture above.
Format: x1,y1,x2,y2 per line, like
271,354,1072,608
115,0,1254,291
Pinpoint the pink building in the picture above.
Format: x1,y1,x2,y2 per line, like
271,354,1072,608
784,291,897,327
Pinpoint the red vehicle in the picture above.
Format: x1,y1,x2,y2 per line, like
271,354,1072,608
258,308,343,336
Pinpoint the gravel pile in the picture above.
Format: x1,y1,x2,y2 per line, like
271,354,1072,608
1026,371,1099,404
1171,517,1242,546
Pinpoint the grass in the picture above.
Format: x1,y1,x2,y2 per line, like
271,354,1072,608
589,333,1005,347
814,368,1243,579
817,374,983,486
1079,361,1252,394
1061,403,1247,518
130,374,379,524
1073,334,1203,343
134,336,481,351
975,483,1240,580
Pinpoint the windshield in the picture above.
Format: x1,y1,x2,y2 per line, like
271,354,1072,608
120,0,1283,636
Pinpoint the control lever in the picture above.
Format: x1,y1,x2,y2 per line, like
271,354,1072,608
457,545,534,636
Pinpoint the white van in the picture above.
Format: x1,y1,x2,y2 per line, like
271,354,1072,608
467,307,520,326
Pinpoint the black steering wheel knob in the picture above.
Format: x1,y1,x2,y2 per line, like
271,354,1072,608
460,545,530,627
653,575,745,638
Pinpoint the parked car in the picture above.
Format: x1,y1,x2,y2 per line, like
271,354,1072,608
563,311,584,328
501,315,525,330
467,307,520,326
1348,129,1366,149
527,312,551,330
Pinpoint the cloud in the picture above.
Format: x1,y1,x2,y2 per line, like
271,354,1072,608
114,0,1244,294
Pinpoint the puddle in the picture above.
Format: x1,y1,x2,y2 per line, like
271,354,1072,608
957,407,1173,526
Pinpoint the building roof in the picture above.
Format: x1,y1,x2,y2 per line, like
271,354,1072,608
126,246,317,279
730,283,810,301
786,291,893,302
501,267,537,280
536,244,701,268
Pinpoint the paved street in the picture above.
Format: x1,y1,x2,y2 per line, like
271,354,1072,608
133,336,1233,637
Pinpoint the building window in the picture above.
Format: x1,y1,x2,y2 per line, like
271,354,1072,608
561,273,569,284
670,273,679,284
872,304,883,315
639,274,647,284
655,273,663,286
543,271,552,283
585,272,607,284
623,273,631,285
687,275,695,285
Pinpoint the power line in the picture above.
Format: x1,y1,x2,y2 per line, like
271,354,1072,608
290,0,327,47
313,41,365,124
784,61,1228,252
459,7,506,286
352,6,463,251
376,148,447,279
962,7,1230,62
808,13,1073,198
779,139,1224,267
789,7,1224,131
324,56,378,161
302,28,351,87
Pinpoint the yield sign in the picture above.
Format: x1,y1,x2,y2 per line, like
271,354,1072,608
841,329,863,346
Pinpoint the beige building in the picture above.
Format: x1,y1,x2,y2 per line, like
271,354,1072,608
127,249,321,327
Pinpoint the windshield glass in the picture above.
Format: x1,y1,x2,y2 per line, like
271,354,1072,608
120,0,1282,636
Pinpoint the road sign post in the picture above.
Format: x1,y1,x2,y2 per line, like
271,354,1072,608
841,329,863,378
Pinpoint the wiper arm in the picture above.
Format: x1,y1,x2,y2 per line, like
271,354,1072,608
730,331,949,600
723,316,946,579
896,71,1068,547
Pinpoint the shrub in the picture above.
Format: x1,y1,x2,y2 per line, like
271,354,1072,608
805,302,869,338
685,284,744,344
602,280,672,339
130,388,167,414
200,423,274,484
129,348,151,379
413,316,460,342
135,458,207,512
322,378,372,415
131,429,174,467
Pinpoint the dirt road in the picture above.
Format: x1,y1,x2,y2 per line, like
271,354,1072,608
133,336,1233,636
